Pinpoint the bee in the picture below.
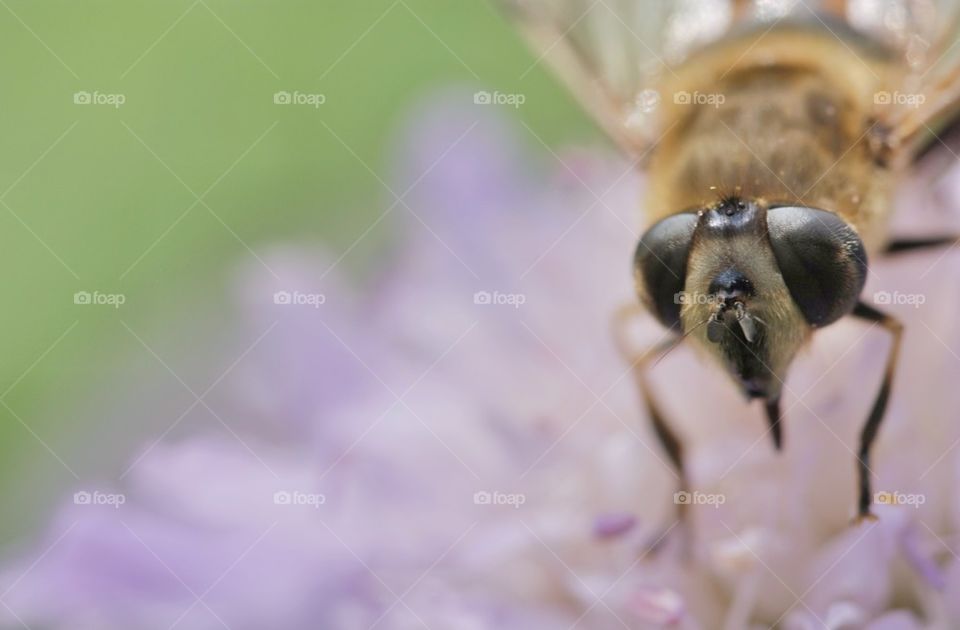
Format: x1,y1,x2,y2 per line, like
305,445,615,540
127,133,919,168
497,0,960,521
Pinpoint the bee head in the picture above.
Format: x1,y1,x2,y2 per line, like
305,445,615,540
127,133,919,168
634,196,867,400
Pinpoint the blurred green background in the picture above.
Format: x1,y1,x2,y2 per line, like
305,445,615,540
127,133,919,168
0,1,599,537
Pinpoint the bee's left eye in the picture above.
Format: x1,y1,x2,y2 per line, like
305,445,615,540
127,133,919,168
634,213,698,329
767,205,868,327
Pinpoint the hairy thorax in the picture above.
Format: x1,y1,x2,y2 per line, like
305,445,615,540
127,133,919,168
644,26,902,254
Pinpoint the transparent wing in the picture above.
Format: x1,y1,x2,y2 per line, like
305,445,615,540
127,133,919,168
496,0,734,159
498,0,960,164
853,0,960,165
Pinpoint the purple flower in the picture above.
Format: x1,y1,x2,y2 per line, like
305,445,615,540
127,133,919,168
4,90,960,629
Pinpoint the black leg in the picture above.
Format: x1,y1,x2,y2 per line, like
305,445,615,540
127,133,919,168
883,236,958,255
634,338,689,524
764,397,783,451
612,306,688,519
638,340,685,473
850,302,903,521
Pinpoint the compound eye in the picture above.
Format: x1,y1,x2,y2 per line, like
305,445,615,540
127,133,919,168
767,205,867,327
634,213,698,329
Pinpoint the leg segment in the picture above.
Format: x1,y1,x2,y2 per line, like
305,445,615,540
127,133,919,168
850,302,904,520
883,236,959,255
764,397,783,451
612,306,687,515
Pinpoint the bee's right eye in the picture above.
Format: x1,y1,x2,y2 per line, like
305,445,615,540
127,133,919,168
634,213,698,329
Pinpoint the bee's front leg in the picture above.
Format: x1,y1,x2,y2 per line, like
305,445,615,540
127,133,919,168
764,397,784,450
612,305,688,524
883,236,959,255
850,302,904,522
